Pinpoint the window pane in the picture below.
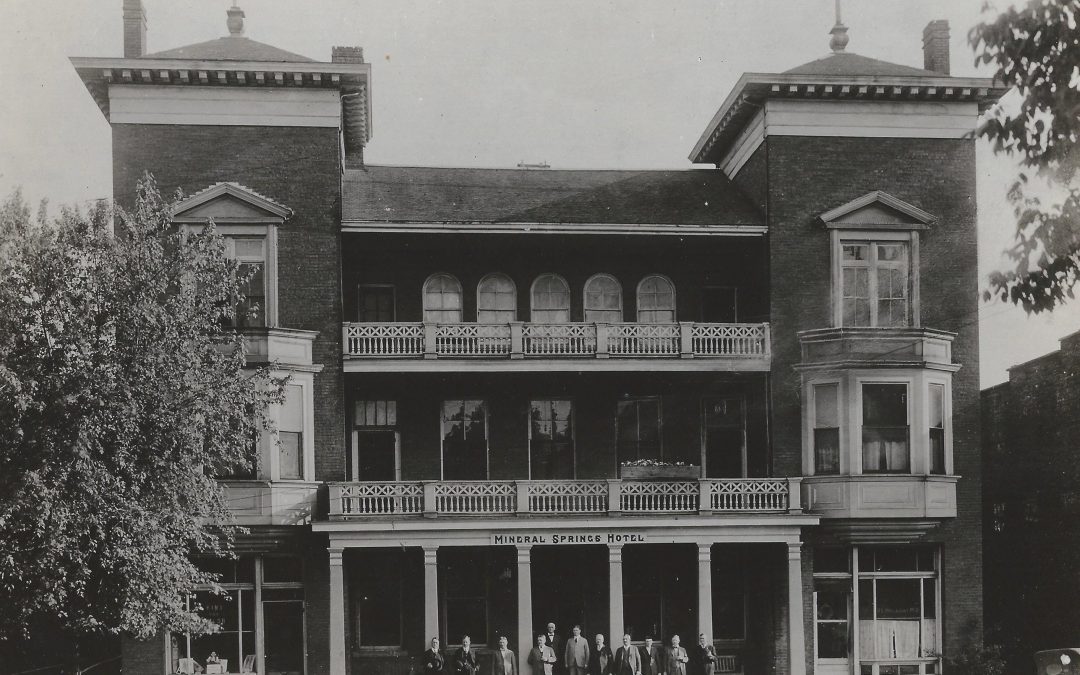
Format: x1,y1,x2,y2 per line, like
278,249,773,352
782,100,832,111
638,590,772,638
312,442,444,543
815,429,840,474
358,286,395,322
443,400,487,479
616,398,661,462
637,276,675,323
531,274,570,323
813,547,850,574
424,275,463,323
281,385,303,432
530,400,574,480
478,274,517,323
862,382,910,422
815,384,839,427
929,384,946,475
843,244,868,262
263,556,303,583
585,275,623,323
278,431,302,480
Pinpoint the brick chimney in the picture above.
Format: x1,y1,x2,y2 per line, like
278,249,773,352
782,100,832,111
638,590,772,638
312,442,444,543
922,20,950,75
331,46,365,64
122,0,147,58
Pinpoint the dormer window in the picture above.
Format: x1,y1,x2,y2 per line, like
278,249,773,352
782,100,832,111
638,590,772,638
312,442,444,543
821,191,935,329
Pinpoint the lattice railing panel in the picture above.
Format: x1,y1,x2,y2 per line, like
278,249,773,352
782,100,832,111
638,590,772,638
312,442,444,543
692,323,768,357
435,481,517,514
529,480,608,513
338,482,424,515
608,323,680,356
523,323,597,356
344,323,424,356
708,479,788,511
436,324,512,356
620,480,699,512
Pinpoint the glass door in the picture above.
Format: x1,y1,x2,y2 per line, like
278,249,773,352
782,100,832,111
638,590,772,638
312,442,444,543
264,599,305,675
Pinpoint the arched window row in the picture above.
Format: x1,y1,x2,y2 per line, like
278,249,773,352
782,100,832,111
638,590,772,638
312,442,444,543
421,273,676,323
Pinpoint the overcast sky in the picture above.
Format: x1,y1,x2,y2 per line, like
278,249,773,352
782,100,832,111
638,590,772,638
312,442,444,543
1,0,1077,386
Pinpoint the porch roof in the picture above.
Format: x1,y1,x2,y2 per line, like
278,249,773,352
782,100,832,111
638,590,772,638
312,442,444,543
341,166,764,232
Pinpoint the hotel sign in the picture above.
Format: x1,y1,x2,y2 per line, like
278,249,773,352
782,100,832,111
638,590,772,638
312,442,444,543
491,532,646,545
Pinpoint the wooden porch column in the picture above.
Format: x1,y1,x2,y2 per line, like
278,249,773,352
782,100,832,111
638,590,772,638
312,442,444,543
424,546,440,644
787,542,807,675
517,545,534,661
329,548,347,675
697,543,713,640
608,543,624,643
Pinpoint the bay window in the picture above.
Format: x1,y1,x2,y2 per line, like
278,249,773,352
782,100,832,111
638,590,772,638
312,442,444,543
803,374,951,477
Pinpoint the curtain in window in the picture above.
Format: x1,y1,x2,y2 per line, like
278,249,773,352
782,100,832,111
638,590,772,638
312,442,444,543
424,274,463,323
637,275,675,323
862,384,909,473
584,274,623,323
477,273,516,323
531,274,571,323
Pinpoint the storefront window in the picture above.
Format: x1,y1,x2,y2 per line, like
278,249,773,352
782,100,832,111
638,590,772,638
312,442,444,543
171,556,304,675
813,546,939,675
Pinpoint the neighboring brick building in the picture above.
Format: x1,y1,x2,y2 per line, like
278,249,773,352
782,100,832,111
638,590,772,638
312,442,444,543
983,330,1080,672
71,4,1003,675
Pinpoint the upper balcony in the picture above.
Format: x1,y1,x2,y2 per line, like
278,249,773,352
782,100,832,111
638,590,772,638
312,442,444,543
342,320,770,371
328,476,802,520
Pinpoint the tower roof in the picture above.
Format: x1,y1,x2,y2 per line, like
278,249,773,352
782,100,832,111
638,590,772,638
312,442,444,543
783,52,938,78
143,37,315,63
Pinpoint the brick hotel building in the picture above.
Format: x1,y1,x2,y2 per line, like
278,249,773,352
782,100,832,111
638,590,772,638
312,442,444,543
71,3,1003,675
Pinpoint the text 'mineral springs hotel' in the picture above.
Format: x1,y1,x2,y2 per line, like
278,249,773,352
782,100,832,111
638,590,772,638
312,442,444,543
70,3,1004,675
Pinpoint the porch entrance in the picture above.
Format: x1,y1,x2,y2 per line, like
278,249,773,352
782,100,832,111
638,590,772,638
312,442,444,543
530,546,608,640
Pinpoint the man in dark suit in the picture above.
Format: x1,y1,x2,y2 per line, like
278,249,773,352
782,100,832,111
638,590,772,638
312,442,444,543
492,635,518,675
544,623,564,675
639,637,663,675
665,635,687,675
587,634,612,675
688,634,717,675
424,637,446,675
564,625,590,675
613,634,642,675
455,636,479,675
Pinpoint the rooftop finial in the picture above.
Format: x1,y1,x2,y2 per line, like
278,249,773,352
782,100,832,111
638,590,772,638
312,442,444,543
829,0,849,52
226,2,245,36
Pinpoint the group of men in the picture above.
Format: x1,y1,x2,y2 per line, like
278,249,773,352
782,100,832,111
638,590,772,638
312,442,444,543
423,624,721,675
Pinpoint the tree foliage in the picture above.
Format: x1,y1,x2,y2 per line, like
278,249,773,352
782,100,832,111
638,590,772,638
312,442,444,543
0,178,283,643
970,0,1080,312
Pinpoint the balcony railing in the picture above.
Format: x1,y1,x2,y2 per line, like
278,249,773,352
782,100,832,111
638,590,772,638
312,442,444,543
329,477,801,519
343,321,770,360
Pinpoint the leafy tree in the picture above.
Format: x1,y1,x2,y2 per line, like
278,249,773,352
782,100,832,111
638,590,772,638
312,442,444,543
0,178,284,646
970,0,1080,313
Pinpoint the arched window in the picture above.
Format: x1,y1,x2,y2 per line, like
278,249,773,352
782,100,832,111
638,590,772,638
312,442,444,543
637,275,676,323
423,274,463,323
530,274,571,323
477,273,517,323
583,273,623,323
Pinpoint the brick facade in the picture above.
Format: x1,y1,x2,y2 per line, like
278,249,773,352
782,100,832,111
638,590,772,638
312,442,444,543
112,123,346,482
983,331,1080,671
